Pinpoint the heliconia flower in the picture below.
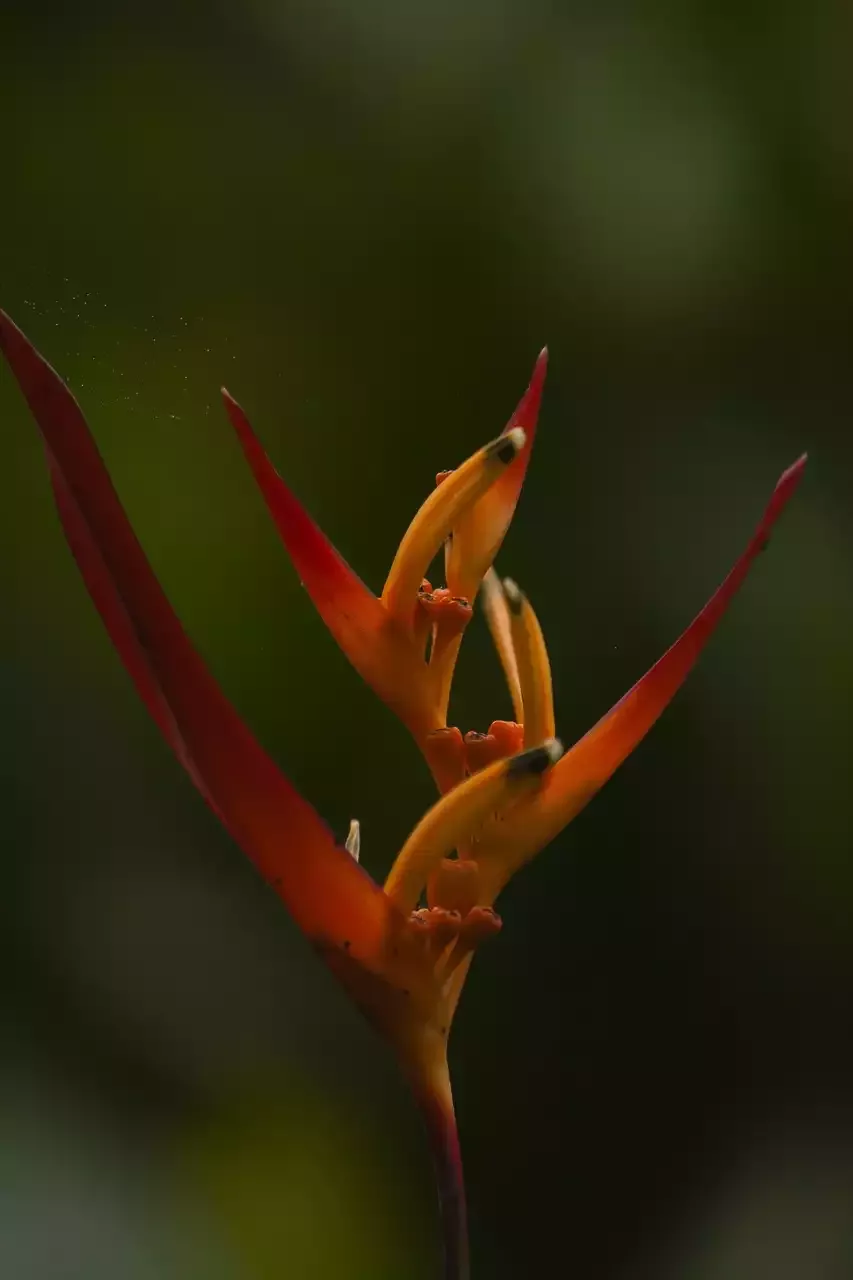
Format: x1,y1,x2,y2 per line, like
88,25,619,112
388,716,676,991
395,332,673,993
220,350,546,777
1,308,805,1280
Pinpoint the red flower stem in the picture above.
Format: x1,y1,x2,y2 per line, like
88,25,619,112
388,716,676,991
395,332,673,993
417,1080,470,1280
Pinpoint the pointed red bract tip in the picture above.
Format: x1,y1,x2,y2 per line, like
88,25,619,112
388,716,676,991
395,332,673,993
565,452,806,792
446,350,549,601
496,452,808,873
772,452,808,504
220,387,436,736
221,385,384,621
503,346,548,448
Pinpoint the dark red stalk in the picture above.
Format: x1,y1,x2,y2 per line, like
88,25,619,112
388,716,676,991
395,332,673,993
416,1083,470,1280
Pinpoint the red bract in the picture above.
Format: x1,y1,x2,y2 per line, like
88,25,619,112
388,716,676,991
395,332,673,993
0,310,395,962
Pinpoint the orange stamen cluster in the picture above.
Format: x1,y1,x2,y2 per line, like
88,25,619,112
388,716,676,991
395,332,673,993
463,721,525,773
328,743,562,1051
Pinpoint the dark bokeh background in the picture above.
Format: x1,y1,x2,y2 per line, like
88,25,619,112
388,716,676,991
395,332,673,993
2,3,852,1277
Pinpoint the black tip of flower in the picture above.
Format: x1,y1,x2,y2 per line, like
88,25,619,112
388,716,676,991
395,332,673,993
486,426,526,466
502,577,524,615
506,738,563,779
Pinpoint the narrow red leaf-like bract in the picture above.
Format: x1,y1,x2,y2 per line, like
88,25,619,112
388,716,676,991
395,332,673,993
0,310,396,961
489,452,807,886
222,388,436,736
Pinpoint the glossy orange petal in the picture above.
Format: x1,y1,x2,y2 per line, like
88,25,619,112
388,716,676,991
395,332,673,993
1,310,395,960
502,577,555,747
488,454,807,889
385,739,563,913
382,426,526,621
446,348,547,600
221,389,437,738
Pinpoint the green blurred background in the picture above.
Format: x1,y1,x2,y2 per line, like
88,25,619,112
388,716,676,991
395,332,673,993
2,2,852,1277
